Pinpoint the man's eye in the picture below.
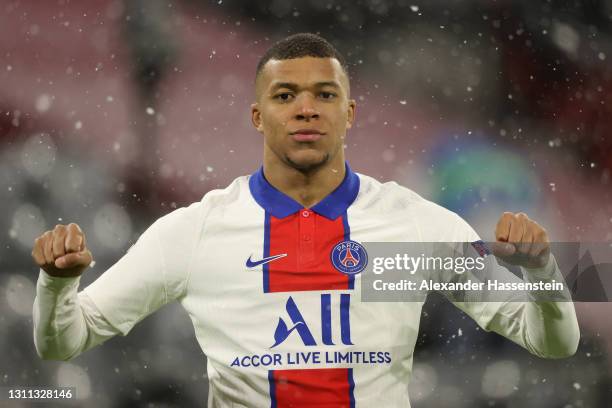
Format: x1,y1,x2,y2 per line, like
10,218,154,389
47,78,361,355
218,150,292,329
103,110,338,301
275,93,293,101
320,92,336,99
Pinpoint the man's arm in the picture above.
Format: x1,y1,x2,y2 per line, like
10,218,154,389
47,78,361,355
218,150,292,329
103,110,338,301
33,271,121,360
31,201,201,361
31,218,177,360
31,223,111,360
450,212,580,359
473,255,579,358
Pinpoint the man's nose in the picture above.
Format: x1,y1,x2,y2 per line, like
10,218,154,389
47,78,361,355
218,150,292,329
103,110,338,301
295,95,320,121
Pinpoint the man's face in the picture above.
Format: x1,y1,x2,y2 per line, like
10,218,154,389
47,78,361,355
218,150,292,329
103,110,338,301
251,57,356,172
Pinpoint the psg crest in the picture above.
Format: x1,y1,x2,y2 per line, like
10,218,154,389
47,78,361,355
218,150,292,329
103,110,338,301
330,240,368,275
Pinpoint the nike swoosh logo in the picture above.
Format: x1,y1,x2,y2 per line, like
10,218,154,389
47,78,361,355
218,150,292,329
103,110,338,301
246,253,287,268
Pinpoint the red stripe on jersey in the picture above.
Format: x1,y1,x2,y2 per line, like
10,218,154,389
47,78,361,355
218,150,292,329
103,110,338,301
271,368,352,408
267,210,349,293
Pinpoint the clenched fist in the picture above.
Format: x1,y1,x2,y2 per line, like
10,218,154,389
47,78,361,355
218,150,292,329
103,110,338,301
32,223,93,278
492,212,551,269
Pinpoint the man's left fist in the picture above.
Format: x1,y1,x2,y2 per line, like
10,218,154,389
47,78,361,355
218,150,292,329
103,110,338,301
492,212,551,269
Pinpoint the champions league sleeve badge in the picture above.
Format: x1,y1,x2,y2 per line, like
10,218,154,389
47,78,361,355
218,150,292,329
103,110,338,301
330,240,368,275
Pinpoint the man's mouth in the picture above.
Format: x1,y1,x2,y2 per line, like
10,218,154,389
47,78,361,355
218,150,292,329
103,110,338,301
290,129,325,142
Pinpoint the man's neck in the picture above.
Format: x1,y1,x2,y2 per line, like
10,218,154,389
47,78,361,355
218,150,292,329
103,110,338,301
263,159,346,208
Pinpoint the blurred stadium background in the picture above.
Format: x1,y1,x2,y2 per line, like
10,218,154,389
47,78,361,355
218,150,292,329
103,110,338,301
1,0,611,406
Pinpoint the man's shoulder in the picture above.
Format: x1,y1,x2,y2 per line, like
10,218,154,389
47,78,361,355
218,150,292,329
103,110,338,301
356,172,475,240
355,172,461,220
155,175,250,228
199,174,250,208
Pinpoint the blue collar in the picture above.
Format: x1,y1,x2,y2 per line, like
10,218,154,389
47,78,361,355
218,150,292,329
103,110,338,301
249,163,360,220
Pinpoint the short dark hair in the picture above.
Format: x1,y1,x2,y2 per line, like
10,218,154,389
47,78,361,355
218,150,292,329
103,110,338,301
255,33,349,80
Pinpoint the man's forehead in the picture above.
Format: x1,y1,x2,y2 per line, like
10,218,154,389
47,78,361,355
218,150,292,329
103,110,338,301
258,57,348,89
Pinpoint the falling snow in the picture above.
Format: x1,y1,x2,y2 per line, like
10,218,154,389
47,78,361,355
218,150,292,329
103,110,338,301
1,2,610,407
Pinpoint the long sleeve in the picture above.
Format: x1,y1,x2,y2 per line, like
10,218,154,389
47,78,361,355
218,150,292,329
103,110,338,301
480,255,580,358
448,215,580,359
33,270,121,360
32,201,201,361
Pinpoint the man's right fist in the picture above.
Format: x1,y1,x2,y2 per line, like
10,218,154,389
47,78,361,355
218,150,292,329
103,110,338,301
32,223,93,278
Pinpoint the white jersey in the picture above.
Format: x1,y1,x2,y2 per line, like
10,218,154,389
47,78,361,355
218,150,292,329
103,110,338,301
33,164,579,407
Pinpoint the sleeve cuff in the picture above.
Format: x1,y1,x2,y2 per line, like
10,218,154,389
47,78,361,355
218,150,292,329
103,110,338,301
521,254,558,281
38,269,81,290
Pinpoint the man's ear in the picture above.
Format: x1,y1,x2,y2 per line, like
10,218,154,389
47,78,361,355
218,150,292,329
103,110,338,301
346,99,356,129
251,103,264,134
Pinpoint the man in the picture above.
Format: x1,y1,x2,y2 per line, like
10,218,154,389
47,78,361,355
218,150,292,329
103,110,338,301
32,33,579,407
